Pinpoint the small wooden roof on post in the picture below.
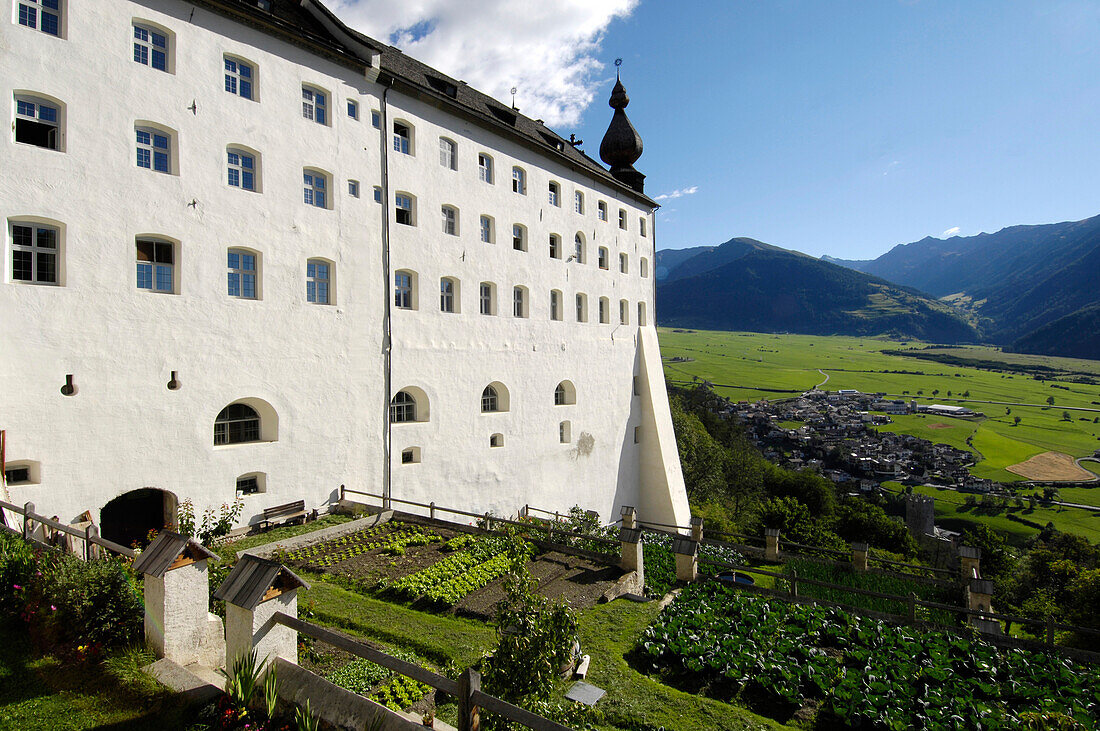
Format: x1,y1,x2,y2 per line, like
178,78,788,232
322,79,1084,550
132,531,219,578
213,555,310,610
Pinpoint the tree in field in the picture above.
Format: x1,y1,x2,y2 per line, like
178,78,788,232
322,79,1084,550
1014,416,1022,426
932,389,940,396
1006,408,1011,415
1063,411,1072,422
1047,395,1055,406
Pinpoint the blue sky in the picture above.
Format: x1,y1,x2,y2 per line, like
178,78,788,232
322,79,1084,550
340,0,1100,260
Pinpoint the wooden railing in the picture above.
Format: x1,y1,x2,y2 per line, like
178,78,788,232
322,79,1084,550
272,613,572,731
0,499,135,560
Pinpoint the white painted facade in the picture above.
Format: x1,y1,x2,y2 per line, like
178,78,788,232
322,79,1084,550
0,0,689,538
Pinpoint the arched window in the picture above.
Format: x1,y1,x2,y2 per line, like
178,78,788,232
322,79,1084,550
513,286,528,318
573,233,585,263
439,137,457,170
395,192,415,226
227,146,259,191
638,301,647,326
440,277,458,313
482,382,510,412
549,289,562,321
214,403,260,445
598,247,609,270
303,168,330,208
549,234,561,259
598,296,609,324
512,224,527,251
512,166,526,194
574,191,584,215
640,257,649,277
575,293,588,323
490,433,504,448
302,85,328,124
441,205,458,236
390,391,417,423
478,153,494,183
620,299,629,325
394,269,417,310
480,215,494,243
307,258,331,304
554,381,576,406
14,94,64,151
479,281,495,315
393,120,413,155
548,181,560,207
224,55,256,100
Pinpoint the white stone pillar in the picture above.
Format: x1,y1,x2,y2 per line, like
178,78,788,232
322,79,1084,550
225,591,299,675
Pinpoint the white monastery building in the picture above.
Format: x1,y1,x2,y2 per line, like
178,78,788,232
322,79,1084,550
0,0,690,545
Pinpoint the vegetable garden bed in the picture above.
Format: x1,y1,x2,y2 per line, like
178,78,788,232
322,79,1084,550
636,580,1100,729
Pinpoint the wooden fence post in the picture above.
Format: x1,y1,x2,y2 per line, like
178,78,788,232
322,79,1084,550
430,501,436,520
908,593,917,623
458,667,481,731
339,484,345,502
484,512,492,531
790,568,799,598
1046,617,1056,646
22,502,34,541
86,525,99,560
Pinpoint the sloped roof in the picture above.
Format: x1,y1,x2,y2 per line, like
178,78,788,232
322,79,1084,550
190,0,654,206
132,531,219,578
213,554,309,610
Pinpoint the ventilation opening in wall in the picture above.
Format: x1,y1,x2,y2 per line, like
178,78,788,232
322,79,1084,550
490,433,504,448
235,472,266,496
3,461,39,485
401,446,421,464
559,420,571,444
634,426,641,444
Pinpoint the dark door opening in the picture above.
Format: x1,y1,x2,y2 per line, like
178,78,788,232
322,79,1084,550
100,488,177,549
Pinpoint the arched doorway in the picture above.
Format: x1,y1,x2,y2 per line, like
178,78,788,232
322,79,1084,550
100,488,177,549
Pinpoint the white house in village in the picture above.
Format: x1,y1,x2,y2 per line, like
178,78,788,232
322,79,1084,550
1,0,690,545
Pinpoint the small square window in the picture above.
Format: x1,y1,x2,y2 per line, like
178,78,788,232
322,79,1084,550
347,100,359,119
348,180,360,197
373,186,383,203
634,426,641,443
371,110,381,128
236,476,259,495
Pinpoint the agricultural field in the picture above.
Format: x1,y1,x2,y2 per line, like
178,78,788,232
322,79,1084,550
637,580,1100,729
907,484,1100,546
658,328,1100,483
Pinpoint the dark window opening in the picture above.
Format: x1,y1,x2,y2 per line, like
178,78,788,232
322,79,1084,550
15,118,58,149
214,403,261,445
236,476,259,494
4,467,30,484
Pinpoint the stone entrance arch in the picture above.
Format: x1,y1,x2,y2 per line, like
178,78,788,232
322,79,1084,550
100,488,178,549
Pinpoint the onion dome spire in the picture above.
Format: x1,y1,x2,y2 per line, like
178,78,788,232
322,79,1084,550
599,61,645,193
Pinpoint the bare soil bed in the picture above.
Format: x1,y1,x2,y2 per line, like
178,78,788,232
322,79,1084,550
1007,451,1097,481
283,519,624,619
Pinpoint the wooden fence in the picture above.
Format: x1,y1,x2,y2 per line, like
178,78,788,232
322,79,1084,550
0,498,135,560
273,613,572,731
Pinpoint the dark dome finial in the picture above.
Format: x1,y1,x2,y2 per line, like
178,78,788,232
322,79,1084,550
599,63,645,193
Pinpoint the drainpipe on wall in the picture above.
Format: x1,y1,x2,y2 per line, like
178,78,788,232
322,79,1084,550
380,78,394,511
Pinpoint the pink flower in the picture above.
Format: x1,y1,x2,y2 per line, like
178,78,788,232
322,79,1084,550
50,605,57,611
12,585,21,590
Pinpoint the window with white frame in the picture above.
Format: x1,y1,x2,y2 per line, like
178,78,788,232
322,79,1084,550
513,286,527,318
548,181,560,207
549,234,561,259
512,224,526,251
306,258,330,304
620,298,629,325
303,169,327,208
440,277,458,313
10,222,58,285
481,385,500,413
348,180,359,197
227,148,256,191
14,96,60,150
347,99,359,119
575,293,587,322
224,56,253,99
133,23,168,72
512,166,526,194
395,193,414,225
480,215,493,244
574,191,584,214
227,248,257,299
18,0,61,36
393,121,412,154
394,270,415,309
550,289,562,321
214,403,260,445
136,238,174,294
390,391,417,423
373,186,383,203
618,208,627,229
439,137,457,170
598,247,609,270
441,205,458,236
640,216,647,237
573,233,585,263
135,126,171,173
479,282,494,315
619,252,628,273
302,86,327,124
478,153,493,184
597,201,607,221
598,296,609,324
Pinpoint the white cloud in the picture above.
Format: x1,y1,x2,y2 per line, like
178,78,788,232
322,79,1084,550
654,186,699,201
333,0,638,127
942,226,961,237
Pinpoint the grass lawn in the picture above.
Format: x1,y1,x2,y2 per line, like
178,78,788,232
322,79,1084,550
870,413,979,454
910,484,1100,546
659,329,1100,483
0,622,194,730
575,600,791,731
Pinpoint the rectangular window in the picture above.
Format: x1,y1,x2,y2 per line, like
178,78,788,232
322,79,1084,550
227,249,257,299
598,201,607,221
574,191,584,214
480,283,493,315
512,225,525,251
550,291,561,321
18,0,61,36
440,279,455,312
235,476,259,495
347,100,359,119
348,180,359,197
304,171,326,208
480,216,492,243
136,239,173,293
14,98,59,150
620,253,628,273
598,247,609,270
136,128,170,173
640,216,647,237
619,209,627,229
133,24,167,71
395,272,412,309
371,110,381,128
374,186,383,203
549,235,561,259
227,150,255,190
512,167,526,194
513,287,525,317
442,207,457,235
4,467,31,484
224,57,253,99
395,194,413,225
548,182,560,207
576,294,586,322
307,259,329,304
302,87,326,124
393,122,411,154
479,154,493,183
439,138,456,170
11,223,58,285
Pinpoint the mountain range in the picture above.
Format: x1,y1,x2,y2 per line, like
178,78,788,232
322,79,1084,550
657,214,1100,360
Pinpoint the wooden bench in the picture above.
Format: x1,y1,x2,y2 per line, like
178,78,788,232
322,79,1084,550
261,500,307,530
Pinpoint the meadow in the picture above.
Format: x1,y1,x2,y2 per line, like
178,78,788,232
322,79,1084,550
659,329,1100,485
